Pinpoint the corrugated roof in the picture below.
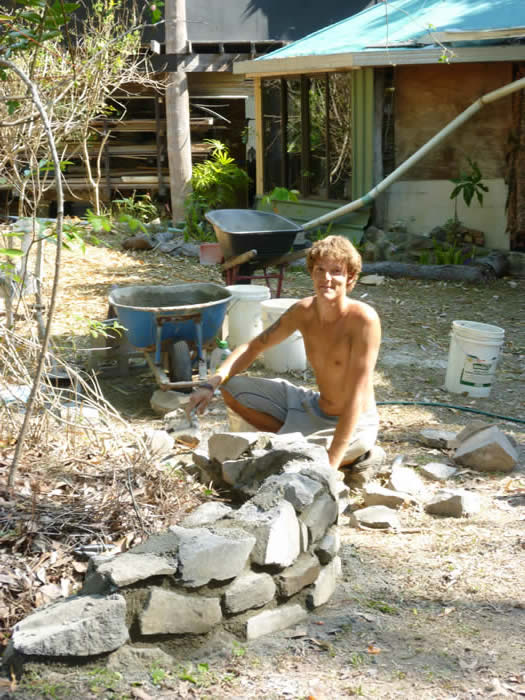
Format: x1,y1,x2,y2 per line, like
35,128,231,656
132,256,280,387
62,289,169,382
256,0,525,60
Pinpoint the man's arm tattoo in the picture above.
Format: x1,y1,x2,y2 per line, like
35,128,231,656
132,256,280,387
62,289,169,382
259,317,281,344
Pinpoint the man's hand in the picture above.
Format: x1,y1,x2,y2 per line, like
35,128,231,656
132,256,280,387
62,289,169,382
187,385,215,416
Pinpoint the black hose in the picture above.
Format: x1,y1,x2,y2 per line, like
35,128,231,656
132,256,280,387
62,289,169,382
377,401,524,425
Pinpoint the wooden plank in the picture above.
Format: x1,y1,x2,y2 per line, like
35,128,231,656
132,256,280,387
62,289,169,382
254,77,264,196
221,249,257,271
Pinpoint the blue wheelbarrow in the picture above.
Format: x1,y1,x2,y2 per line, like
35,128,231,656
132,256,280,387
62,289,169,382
108,283,232,390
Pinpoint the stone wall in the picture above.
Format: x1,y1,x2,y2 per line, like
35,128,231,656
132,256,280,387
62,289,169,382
4,432,348,664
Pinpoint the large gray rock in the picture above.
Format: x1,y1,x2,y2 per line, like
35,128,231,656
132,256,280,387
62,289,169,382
419,428,457,449
246,603,307,641
180,501,232,528
362,484,417,509
208,432,272,463
10,594,128,657
140,589,221,635
299,491,338,543
251,472,324,513
388,464,426,496
232,501,300,567
350,505,401,530
225,437,330,496
82,552,176,594
223,572,276,614
306,556,342,608
424,489,481,517
314,527,340,564
419,462,457,481
275,553,321,598
454,426,519,472
170,525,256,587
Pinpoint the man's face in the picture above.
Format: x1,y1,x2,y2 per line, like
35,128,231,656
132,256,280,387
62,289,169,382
311,256,351,299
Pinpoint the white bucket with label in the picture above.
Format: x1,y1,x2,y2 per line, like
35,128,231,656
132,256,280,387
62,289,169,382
225,285,271,348
261,298,307,373
444,320,505,398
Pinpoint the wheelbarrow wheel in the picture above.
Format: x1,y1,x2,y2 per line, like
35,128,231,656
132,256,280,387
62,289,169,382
168,340,192,388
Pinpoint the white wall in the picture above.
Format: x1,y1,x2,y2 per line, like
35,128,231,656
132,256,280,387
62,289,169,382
383,178,510,251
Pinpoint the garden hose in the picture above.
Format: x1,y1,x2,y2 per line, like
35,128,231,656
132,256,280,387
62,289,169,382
377,401,524,425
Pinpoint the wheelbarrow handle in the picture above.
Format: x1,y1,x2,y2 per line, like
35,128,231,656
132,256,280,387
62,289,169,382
221,248,257,272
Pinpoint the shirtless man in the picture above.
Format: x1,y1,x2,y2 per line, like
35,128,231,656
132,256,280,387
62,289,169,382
189,235,381,471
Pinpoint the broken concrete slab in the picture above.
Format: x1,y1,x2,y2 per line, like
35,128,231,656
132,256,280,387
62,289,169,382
251,472,323,513
362,484,416,509
223,572,276,614
341,445,387,488
140,588,222,635
107,644,175,672
150,389,190,416
143,428,174,459
82,552,176,594
299,491,338,544
180,502,232,528
208,432,272,463
419,428,457,449
424,489,481,517
419,462,457,481
314,527,340,565
388,464,426,496
449,420,495,448
349,505,401,530
246,603,307,641
10,594,128,657
232,501,300,568
274,553,321,598
454,426,519,472
170,525,256,587
306,556,342,608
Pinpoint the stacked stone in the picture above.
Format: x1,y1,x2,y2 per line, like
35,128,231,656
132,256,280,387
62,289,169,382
5,432,349,663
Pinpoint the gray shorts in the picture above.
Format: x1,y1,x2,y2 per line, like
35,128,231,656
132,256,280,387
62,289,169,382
223,375,379,463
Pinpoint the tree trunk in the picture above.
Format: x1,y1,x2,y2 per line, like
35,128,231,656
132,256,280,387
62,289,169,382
165,0,192,224
362,262,495,283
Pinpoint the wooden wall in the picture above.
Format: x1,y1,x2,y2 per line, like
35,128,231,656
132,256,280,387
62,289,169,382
394,62,514,180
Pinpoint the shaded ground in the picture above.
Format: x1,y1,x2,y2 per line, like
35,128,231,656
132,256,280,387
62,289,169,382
1,232,524,699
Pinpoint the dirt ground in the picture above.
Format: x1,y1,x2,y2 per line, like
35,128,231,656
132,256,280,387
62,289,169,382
1,232,524,699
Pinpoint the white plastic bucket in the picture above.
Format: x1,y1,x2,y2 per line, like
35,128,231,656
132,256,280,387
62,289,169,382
261,298,307,373
444,320,505,398
225,285,271,348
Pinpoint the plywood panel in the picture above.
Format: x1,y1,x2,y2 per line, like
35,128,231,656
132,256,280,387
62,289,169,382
395,62,513,180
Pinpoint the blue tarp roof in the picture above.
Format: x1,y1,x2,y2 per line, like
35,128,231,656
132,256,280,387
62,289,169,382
257,0,525,60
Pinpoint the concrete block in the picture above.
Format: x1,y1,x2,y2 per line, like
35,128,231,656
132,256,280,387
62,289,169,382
299,491,338,543
246,603,307,641
275,553,321,598
350,505,400,530
232,501,300,568
306,556,342,608
140,589,221,635
223,572,276,614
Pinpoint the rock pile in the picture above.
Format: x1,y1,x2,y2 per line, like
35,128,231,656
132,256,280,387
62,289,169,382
348,422,520,529
4,432,348,667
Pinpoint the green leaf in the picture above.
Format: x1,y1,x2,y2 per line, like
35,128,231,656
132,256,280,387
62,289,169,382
0,248,24,257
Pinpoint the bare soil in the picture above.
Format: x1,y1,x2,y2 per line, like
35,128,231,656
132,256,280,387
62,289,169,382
1,230,524,699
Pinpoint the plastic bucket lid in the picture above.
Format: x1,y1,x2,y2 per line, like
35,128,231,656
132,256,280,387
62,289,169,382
261,298,298,315
452,320,505,339
226,285,271,302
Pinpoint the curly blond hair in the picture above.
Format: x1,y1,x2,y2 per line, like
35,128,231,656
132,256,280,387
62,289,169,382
306,235,362,290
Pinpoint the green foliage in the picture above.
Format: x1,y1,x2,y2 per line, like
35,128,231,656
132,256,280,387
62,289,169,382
86,208,112,233
450,158,489,213
261,186,299,207
366,599,398,615
87,318,126,339
112,193,159,223
418,240,466,266
184,140,250,242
